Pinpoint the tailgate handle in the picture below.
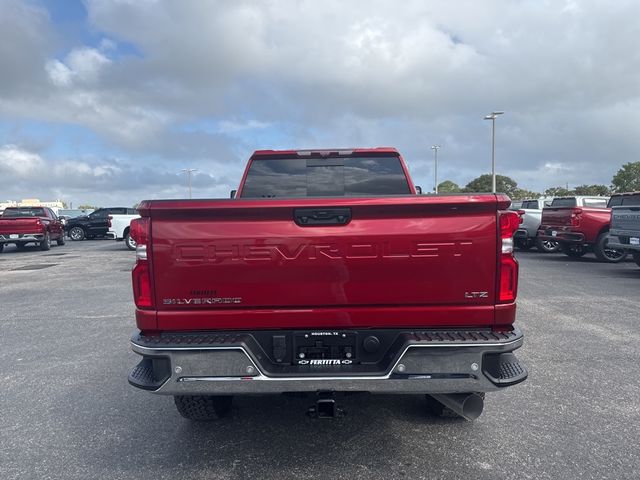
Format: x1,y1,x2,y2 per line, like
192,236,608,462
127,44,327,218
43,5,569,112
294,208,352,226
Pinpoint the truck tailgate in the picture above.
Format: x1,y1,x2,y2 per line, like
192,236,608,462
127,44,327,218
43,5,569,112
540,207,573,226
145,196,502,330
0,218,41,234
612,206,640,232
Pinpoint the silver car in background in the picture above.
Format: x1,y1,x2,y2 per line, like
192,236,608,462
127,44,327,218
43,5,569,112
513,198,560,253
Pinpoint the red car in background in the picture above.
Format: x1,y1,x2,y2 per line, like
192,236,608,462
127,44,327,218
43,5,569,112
0,206,65,252
537,195,626,262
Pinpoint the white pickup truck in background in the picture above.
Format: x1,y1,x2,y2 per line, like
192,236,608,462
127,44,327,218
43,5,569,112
513,198,559,253
107,213,140,250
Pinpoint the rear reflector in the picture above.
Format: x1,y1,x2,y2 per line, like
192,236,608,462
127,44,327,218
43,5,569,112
130,217,153,309
132,261,153,308
499,255,518,302
497,211,519,303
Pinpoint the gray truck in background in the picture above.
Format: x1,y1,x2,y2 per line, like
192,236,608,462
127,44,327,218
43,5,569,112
608,192,640,268
513,198,560,253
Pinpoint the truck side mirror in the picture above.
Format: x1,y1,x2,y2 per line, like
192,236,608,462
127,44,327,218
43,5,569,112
230,189,237,199
414,186,422,195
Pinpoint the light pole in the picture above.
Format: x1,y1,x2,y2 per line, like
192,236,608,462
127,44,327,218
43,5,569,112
430,145,441,193
483,111,504,193
181,168,197,199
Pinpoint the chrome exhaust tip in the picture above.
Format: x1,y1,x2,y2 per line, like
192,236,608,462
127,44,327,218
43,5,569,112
430,393,484,421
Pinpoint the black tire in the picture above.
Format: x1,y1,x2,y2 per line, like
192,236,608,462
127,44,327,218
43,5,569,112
633,252,640,268
56,234,65,246
174,395,233,421
425,393,485,418
593,232,627,263
535,236,560,253
124,231,136,251
561,243,586,258
40,232,51,251
69,226,85,241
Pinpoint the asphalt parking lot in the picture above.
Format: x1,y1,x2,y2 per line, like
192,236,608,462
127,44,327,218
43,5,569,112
1,240,639,480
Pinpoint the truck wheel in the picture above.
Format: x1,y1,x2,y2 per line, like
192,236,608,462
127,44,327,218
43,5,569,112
125,231,137,251
69,227,85,241
40,232,51,251
561,244,586,258
594,232,627,263
174,395,233,421
535,236,560,253
633,252,640,268
56,234,65,246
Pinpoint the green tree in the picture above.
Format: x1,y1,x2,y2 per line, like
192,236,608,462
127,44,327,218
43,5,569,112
511,188,541,200
611,162,640,192
573,184,610,196
464,174,519,198
544,186,574,197
437,180,461,193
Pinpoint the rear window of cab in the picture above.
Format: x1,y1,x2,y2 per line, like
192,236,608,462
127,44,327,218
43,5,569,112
240,156,411,198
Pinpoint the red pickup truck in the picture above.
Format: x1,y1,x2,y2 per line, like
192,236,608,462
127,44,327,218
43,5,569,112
0,206,65,252
537,195,626,262
128,148,527,421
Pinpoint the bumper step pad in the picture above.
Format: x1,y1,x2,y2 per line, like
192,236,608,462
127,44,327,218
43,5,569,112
128,358,170,390
482,352,528,386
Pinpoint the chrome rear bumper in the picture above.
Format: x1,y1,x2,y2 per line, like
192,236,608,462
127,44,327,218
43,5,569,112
129,327,527,395
0,233,44,242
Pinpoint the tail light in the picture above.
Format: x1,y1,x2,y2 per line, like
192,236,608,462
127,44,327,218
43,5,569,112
497,211,519,303
517,209,525,224
107,215,112,228
570,208,583,227
130,218,153,309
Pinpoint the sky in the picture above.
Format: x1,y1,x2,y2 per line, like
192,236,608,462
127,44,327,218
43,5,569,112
1,0,639,207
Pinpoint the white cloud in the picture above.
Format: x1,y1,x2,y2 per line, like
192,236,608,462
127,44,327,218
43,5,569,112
45,60,73,87
0,145,234,206
66,47,111,83
0,145,45,176
0,0,54,94
2,0,640,196
217,120,270,134
46,46,111,87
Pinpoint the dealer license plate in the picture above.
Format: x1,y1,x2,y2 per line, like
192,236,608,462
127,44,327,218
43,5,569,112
551,231,557,237
9,234,19,239
630,237,640,245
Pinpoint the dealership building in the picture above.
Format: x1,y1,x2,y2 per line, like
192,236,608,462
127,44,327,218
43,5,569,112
0,199,66,214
